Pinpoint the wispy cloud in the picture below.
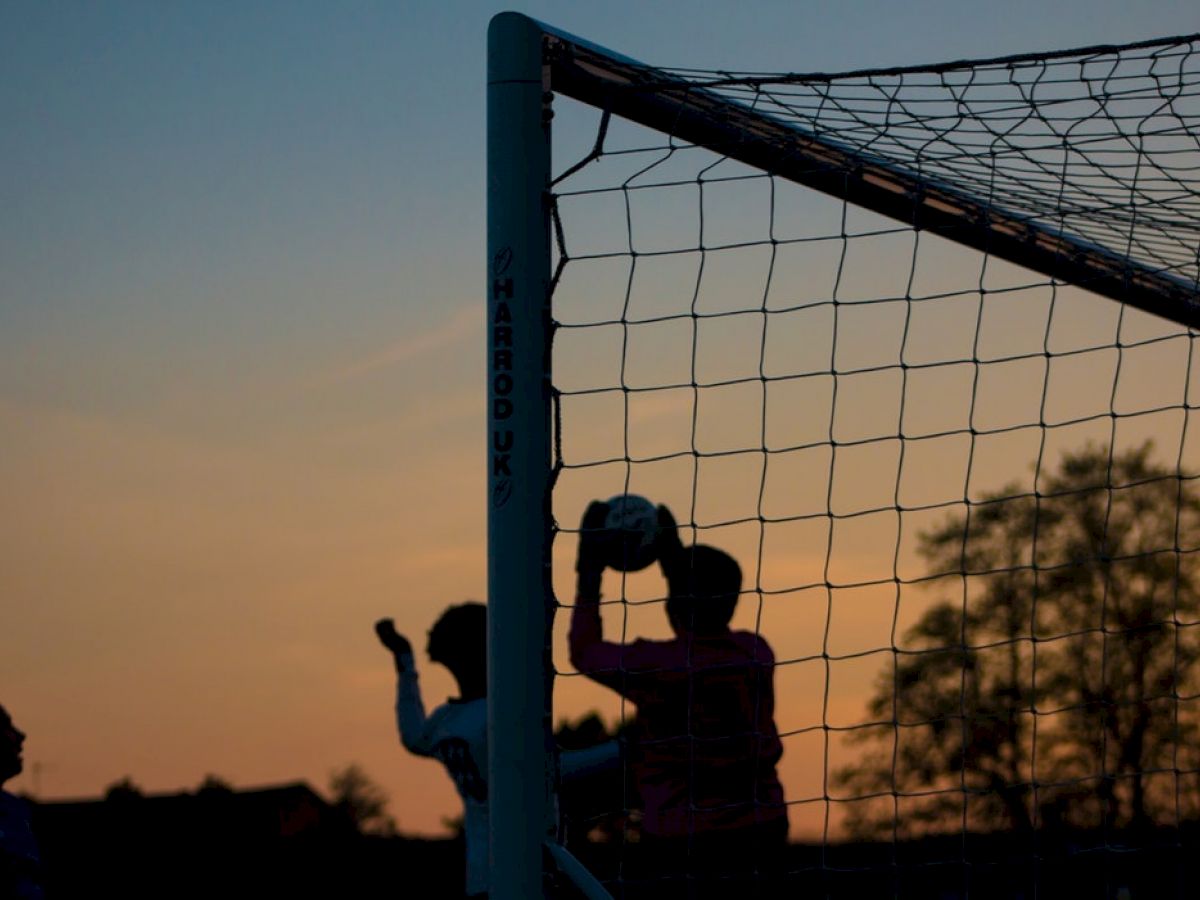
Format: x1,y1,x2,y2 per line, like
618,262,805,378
328,307,480,383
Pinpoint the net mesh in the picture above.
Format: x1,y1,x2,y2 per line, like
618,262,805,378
668,35,1200,293
545,33,1200,898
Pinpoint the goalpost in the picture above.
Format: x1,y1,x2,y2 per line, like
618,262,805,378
488,12,1200,898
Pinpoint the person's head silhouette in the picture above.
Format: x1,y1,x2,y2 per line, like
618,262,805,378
662,544,742,637
0,705,26,789
427,602,487,698
375,602,488,701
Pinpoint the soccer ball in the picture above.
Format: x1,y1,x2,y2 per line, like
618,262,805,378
603,494,660,572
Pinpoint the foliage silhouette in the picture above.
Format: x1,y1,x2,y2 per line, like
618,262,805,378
836,442,1200,837
102,776,143,802
328,763,396,836
196,774,234,796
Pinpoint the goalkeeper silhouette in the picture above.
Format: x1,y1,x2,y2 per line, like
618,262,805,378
570,501,788,897
376,605,488,898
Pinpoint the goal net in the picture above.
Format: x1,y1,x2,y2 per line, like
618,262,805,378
489,15,1200,898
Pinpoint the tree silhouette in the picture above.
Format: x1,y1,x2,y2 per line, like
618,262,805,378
103,776,144,802
837,442,1200,837
328,763,396,836
196,774,234,796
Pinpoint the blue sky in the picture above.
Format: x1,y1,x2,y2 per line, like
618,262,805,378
5,2,1197,399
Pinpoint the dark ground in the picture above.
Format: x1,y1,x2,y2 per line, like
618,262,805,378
29,795,1200,899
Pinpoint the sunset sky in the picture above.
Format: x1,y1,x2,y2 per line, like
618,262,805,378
3,0,1198,841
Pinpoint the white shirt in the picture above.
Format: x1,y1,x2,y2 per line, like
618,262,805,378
395,656,488,897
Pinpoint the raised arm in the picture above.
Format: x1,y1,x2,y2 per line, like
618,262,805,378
375,618,438,756
568,501,623,678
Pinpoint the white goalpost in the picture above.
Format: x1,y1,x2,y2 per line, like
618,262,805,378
488,12,1200,898
487,14,554,899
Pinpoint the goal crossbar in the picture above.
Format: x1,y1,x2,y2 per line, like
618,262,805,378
538,19,1200,328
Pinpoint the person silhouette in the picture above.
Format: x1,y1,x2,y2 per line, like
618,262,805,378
0,705,43,899
570,502,788,898
375,605,488,898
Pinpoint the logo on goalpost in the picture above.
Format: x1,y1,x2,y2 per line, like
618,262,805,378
491,245,515,509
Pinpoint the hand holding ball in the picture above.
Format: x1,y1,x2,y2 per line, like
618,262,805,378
602,494,661,572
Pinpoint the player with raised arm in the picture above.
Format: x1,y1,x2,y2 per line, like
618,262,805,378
570,500,788,898
375,605,488,899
